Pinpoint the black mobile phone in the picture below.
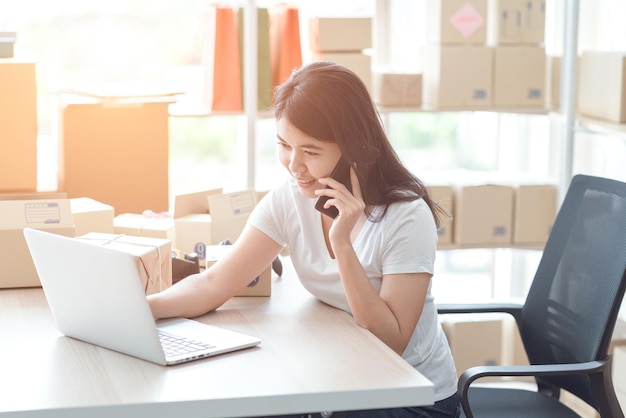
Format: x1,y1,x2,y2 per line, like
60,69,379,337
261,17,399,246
314,157,353,219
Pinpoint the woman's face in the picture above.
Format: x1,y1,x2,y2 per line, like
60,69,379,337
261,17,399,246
276,117,342,199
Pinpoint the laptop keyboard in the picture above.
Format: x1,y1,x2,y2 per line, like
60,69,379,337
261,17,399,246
158,331,215,357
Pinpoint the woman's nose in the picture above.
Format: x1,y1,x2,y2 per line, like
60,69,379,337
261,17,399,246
288,153,304,173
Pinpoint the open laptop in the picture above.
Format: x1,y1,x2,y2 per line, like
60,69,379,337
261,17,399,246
23,227,261,366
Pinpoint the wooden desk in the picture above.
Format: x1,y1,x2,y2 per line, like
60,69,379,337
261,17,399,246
0,258,433,417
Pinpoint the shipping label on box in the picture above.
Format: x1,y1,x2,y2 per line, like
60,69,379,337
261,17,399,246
76,232,172,295
205,245,271,297
373,72,422,107
0,196,75,288
422,45,493,108
426,0,487,45
453,184,513,245
114,213,175,241
70,197,114,236
513,184,556,245
308,17,372,52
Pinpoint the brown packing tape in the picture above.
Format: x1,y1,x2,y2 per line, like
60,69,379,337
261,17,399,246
76,234,171,295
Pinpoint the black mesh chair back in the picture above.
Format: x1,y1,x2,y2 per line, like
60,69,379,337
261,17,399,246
519,174,626,412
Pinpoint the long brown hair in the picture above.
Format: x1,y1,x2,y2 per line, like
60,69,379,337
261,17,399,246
273,61,444,226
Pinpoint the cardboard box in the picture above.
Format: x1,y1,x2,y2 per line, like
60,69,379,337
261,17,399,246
441,314,505,382
422,45,493,108
426,0,487,45
0,195,75,288
615,346,626,391
308,17,372,52
0,59,37,192
75,232,172,295
513,184,556,245
70,197,114,236
487,0,545,45
493,46,546,108
174,189,257,260
113,213,175,241
453,184,514,245
547,55,561,109
614,346,626,411
578,51,626,123
521,0,546,44
57,88,174,214
372,72,422,107
311,51,372,93
0,32,16,58
205,244,271,296
610,318,626,355
428,185,454,246
487,0,523,44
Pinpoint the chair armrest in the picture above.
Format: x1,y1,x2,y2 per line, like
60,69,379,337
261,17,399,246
436,303,523,324
457,360,609,418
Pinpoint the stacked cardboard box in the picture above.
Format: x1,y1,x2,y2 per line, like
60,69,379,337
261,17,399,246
173,189,257,260
421,0,546,109
57,86,176,215
308,17,372,93
1,193,120,289
429,181,556,248
0,58,38,192
422,0,492,108
578,51,626,123
489,0,547,109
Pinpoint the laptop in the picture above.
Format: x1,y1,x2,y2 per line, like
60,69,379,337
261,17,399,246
23,227,261,366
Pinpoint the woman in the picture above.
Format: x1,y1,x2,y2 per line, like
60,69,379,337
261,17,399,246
148,62,460,418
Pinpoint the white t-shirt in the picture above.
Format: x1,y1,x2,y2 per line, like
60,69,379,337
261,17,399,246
247,178,458,402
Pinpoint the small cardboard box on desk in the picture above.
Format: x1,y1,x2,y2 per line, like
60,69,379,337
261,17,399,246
0,193,75,288
70,197,115,236
75,232,172,295
174,189,257,261
205,244,271,297
114,212,175,241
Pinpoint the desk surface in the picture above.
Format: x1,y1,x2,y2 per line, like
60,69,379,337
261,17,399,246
0,257,433,418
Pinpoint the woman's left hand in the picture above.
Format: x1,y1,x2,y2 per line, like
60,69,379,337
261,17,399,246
316,167,366,245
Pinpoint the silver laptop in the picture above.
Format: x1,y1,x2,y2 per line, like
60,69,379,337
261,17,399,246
23,227,261,366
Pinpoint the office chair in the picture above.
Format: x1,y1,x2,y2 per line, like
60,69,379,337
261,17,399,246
438,174,626,418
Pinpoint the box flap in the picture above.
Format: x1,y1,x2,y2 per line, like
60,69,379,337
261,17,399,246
173,188,223,218
70,197,114,214
0,192,67,201
0,198,73,229
208,190,257,220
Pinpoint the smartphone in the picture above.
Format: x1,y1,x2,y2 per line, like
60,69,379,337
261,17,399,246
314,157,353,219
